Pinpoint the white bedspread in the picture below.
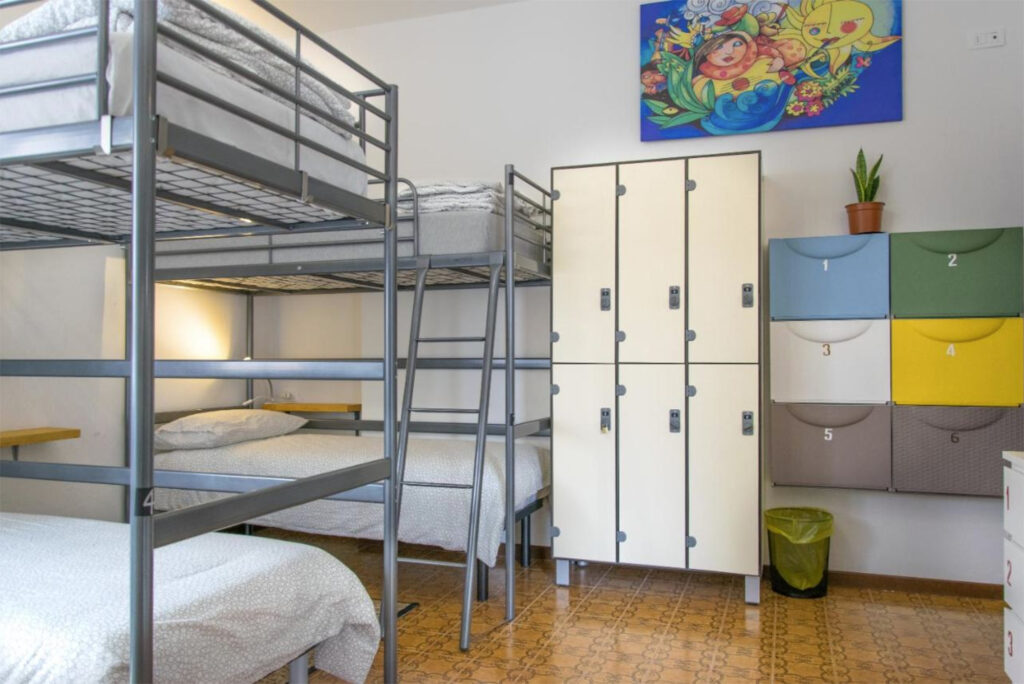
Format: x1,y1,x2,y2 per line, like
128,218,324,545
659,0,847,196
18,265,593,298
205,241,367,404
0,513,379,684
155,433,549,567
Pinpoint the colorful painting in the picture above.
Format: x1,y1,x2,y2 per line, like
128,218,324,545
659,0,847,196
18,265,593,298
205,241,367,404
640,0,902,140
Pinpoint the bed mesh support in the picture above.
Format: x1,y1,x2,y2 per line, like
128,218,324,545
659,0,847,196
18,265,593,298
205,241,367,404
394,257,503,651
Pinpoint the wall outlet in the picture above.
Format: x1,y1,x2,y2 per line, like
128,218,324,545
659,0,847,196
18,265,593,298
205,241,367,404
969,27,1005,49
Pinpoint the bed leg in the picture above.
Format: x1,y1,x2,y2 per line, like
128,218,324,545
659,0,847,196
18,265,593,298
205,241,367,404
287,651,309,684
745,575,761,605
242,524,253,536
555,559,571,587
519,515,531,568
476,559,489,602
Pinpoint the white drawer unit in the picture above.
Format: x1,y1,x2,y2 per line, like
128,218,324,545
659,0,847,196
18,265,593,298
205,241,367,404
550,152,762,602
1007,452,1024,684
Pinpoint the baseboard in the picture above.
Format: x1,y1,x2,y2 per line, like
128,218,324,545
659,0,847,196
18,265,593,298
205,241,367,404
763,565,1002,599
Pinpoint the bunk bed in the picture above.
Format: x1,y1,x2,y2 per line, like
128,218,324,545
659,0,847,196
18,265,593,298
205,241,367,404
0,0,401,680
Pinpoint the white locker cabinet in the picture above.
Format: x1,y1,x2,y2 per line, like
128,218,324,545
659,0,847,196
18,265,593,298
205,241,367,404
1008,609,1024,683
1009,459,1024,547
688,364,760,577
770,319,891,403
618,161,687,364
551,364,617,563
552,165,617,364
618,364,687,569
1007,538,1024,616
687,153,760,364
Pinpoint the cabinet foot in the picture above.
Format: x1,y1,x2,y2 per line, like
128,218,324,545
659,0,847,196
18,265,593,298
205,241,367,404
555,559,571,586
744,575,761,605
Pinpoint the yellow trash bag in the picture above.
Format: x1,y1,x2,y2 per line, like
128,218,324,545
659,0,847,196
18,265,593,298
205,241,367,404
764,508,833,595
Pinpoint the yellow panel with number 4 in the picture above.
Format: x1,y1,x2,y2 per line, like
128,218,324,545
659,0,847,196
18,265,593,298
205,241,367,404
892,318,1023,407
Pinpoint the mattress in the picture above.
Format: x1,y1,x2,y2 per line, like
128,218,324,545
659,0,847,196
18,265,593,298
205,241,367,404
154,433,550,567
0,31,368,196
0,512,379,683
154,208,550,268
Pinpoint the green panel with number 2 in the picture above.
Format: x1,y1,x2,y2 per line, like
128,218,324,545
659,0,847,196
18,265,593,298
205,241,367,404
890,227,1023,318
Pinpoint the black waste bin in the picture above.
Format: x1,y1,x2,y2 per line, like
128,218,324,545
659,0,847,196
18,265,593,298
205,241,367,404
764,507,833,598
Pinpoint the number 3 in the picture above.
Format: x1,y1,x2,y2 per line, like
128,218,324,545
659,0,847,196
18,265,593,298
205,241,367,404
822,343,831,356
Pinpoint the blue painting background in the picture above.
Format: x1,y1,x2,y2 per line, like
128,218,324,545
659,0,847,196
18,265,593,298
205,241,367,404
640,0,903,140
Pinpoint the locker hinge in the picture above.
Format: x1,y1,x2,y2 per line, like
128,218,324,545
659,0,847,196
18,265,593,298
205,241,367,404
551,331,560,343
617,531,627,543
551,190,561,201
686,179,697,191
742,283,754,308
686,385,697,397
616,184,626,196
742,411,755,436
616,330,626,342
686,536,697,548
616,385,627,397
686,329,696,342
551,384,560,395
551,526,561,538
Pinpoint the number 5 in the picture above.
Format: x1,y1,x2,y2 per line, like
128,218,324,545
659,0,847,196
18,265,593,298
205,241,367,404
824,428,833,441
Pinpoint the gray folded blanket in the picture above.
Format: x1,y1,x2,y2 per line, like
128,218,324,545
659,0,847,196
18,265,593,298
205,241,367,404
398,182,547,218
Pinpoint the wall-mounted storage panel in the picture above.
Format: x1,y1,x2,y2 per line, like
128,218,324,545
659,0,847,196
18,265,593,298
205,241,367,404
618,364,687,569
688,364,760,577
892,407,1024,496
770,319,891,403
551,165,617,364
890,227,1023,318
1007,538,1024,616
770,403,891,490
769,234,889,320
688,153,760,364
618,160,687,364
1008,462,1024,548
551,364,617,563
891,318,1023,407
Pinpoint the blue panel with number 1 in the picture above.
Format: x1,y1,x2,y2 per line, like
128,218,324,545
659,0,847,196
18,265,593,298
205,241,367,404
770,234,889,320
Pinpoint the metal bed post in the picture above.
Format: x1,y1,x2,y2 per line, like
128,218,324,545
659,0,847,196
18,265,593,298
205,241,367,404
128,0,157,680
245,293,254,404
96,0,109,118
382,84,399,684
503,165,517,622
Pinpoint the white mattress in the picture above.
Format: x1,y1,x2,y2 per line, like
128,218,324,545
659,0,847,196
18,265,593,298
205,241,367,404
0,32,368,196
0,512,379,683
154,433,549,567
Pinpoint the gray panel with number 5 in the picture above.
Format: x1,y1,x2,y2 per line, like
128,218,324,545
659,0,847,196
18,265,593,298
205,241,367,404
893,407,1024,496
770,403,891,490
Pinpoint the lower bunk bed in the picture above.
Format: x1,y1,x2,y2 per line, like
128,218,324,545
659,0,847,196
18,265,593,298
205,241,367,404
151,412,551,595
0,512,379,684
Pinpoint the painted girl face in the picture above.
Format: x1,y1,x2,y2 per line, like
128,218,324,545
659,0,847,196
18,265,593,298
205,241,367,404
707,37,748,66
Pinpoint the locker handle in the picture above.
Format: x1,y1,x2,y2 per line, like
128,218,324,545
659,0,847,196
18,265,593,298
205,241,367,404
600,407,611,433
741,283,754,308
669,409,681,433
742,411,754,436
669,285,680,310
600,288,611,312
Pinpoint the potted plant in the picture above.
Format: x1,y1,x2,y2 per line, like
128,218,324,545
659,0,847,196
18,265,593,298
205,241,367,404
846,148,884,234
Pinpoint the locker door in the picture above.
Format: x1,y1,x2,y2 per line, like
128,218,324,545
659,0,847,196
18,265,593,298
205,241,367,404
1006,539,1024,615
618,160,686,363
552,165,617,363
688,153,760,363
551,364,617,562
618,364,686,569
688,364,760,576
1008,464,1024,549
1007,609,1024,683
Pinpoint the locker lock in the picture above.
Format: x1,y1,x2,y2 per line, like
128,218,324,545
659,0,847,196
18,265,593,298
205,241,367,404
600,288,611,312
742,411,754,436
600,408,611,433
669,409,681,433
669,285,680,310
741,283,754,308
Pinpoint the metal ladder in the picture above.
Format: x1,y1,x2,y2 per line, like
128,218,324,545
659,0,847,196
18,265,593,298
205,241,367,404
395,255,503,651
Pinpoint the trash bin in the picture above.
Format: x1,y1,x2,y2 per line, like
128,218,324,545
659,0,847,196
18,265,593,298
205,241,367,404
764,507,833,598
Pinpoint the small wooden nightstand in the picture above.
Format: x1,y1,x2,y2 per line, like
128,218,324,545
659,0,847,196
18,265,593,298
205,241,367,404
262,403,362,434
0,427,81,461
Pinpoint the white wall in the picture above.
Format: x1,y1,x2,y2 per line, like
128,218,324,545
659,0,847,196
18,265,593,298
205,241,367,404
330,0,1024,583
0,247,248,519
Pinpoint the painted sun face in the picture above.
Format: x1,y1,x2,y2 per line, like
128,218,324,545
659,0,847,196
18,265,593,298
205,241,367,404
801,0,875,49
707,38,749,67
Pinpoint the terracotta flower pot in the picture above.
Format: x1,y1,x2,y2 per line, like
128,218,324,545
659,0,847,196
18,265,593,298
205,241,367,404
845,201,884,235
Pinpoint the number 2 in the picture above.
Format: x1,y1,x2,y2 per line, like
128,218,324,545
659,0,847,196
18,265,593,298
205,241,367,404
946,344,955,357
948,253,958,267
822,343,831,356
824,428,833,441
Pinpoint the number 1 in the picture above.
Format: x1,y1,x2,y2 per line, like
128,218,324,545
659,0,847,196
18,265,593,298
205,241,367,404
822,259,829,272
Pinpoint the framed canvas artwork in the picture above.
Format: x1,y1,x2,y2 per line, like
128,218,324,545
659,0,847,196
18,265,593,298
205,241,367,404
640,0,903,140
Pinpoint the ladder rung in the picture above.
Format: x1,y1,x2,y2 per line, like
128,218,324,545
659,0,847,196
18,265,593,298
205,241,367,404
403,481,473,489
409,408,479,414
416,337,486,343
398,557,465,569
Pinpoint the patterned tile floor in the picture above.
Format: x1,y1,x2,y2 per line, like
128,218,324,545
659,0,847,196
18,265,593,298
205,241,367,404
260,531,1006,683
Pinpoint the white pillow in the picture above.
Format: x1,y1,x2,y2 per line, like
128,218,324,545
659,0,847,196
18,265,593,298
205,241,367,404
154,409,307,450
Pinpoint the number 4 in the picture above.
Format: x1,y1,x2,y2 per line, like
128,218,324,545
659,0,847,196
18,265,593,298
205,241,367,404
946,344,956,356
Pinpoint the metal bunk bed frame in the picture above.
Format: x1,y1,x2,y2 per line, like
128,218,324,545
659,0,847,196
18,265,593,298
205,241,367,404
0,0,400,680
